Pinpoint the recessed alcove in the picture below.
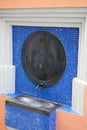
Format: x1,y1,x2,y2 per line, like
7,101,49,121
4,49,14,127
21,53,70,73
0,8,87,114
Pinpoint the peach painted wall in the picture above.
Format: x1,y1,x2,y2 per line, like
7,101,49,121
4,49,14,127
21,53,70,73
56,86,87,130
0,96,8,130
0,0,87,9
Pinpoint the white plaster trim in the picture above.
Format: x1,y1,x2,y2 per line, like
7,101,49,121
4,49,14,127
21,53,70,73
0,66,15,94
72,78,87,114
0,8,87,113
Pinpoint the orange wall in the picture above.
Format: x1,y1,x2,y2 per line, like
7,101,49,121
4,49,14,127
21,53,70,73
0,96,8,130
0,0,87,9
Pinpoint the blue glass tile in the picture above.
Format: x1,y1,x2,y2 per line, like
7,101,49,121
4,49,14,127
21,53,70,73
49,111,56,130
12,26,79,105
6,104,49,130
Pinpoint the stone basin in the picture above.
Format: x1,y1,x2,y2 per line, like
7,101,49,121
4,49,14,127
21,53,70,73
15,95,56,109
6,95,62,115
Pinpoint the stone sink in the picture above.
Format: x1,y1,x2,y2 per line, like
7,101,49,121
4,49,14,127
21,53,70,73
6,95,62,115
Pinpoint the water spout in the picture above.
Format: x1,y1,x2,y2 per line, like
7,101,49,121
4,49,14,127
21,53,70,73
36,84,40,90
36,81,46,90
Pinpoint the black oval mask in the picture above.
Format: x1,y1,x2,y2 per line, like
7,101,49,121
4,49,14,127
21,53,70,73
21,30,66,87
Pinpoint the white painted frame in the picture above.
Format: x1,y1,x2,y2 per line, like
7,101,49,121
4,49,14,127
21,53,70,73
0,8,87,114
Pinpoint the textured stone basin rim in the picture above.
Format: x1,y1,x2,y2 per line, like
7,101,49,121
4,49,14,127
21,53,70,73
6,95,62,115
15,95,56,108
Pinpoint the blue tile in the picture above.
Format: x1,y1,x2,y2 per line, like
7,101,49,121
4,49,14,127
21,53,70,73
5,104,49,130
13,26,79,105
49,111,56,130
58,105,80,114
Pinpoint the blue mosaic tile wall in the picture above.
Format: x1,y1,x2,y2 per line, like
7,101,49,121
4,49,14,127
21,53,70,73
6,104,51,130
49,111,56,130
13,26,79,105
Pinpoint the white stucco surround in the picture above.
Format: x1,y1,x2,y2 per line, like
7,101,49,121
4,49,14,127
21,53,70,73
0,8,87,114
